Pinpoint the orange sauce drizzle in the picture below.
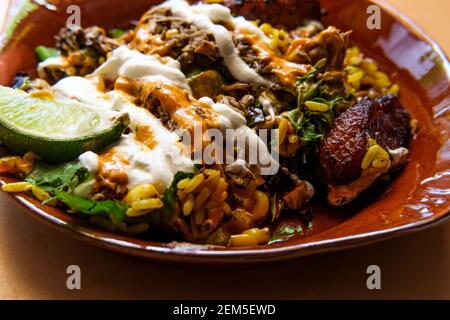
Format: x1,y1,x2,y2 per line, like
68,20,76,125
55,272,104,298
139,82,219,131
242,33,310,90
130,11,172,56
94,148,130,195
135,124,158,149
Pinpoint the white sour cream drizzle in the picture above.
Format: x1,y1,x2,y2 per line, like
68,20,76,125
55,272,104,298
200,96,278,173
37,56,68,79
158,0,272,87
94,46,192,94
52,45,277,192
53,74,194,192
199,96,246,128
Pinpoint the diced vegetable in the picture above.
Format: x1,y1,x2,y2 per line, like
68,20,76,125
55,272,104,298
188,70,224,99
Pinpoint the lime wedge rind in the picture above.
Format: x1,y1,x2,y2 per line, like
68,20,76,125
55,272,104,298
0,86,129,163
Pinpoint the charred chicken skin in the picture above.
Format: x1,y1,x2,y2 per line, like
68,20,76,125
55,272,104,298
319,94,411,206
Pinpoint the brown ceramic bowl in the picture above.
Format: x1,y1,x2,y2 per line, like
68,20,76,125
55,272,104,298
0,0,449,264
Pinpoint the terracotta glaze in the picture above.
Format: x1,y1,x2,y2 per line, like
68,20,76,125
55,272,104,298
0,0,448,264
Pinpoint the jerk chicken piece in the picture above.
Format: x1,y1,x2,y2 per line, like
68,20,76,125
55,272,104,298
319,94,411,206
220,0,322,30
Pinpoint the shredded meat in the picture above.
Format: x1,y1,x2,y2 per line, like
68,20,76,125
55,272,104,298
129,7,220,70
290,20,324,39
286,26,349,70
92,170,128,200
234,34,268,74
37,26,119,83
319,94,411,186
216,94,254,115
56,26,118,57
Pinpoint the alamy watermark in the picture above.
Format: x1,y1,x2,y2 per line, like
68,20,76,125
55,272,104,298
367,5,382,30
62,3,382,30
176,126,280,175
66,265,81,290
66,5,81,28
366,265,381,290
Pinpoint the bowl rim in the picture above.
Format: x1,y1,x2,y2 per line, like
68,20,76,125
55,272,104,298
0,0,449,263
8,191,449,263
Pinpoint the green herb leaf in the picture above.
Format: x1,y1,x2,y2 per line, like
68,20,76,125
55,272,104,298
35,46,60,62
26,161,88,192
269,224,303,244
53,190,128,221
282,58,353,144
108,28,126,38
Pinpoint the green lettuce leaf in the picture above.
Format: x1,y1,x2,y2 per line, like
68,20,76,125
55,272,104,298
26,161,89,192
53,190,128,221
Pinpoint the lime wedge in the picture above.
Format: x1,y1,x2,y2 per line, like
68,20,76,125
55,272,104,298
0,86,129,163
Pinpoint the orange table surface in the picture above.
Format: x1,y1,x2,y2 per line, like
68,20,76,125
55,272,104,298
0,0,449,299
